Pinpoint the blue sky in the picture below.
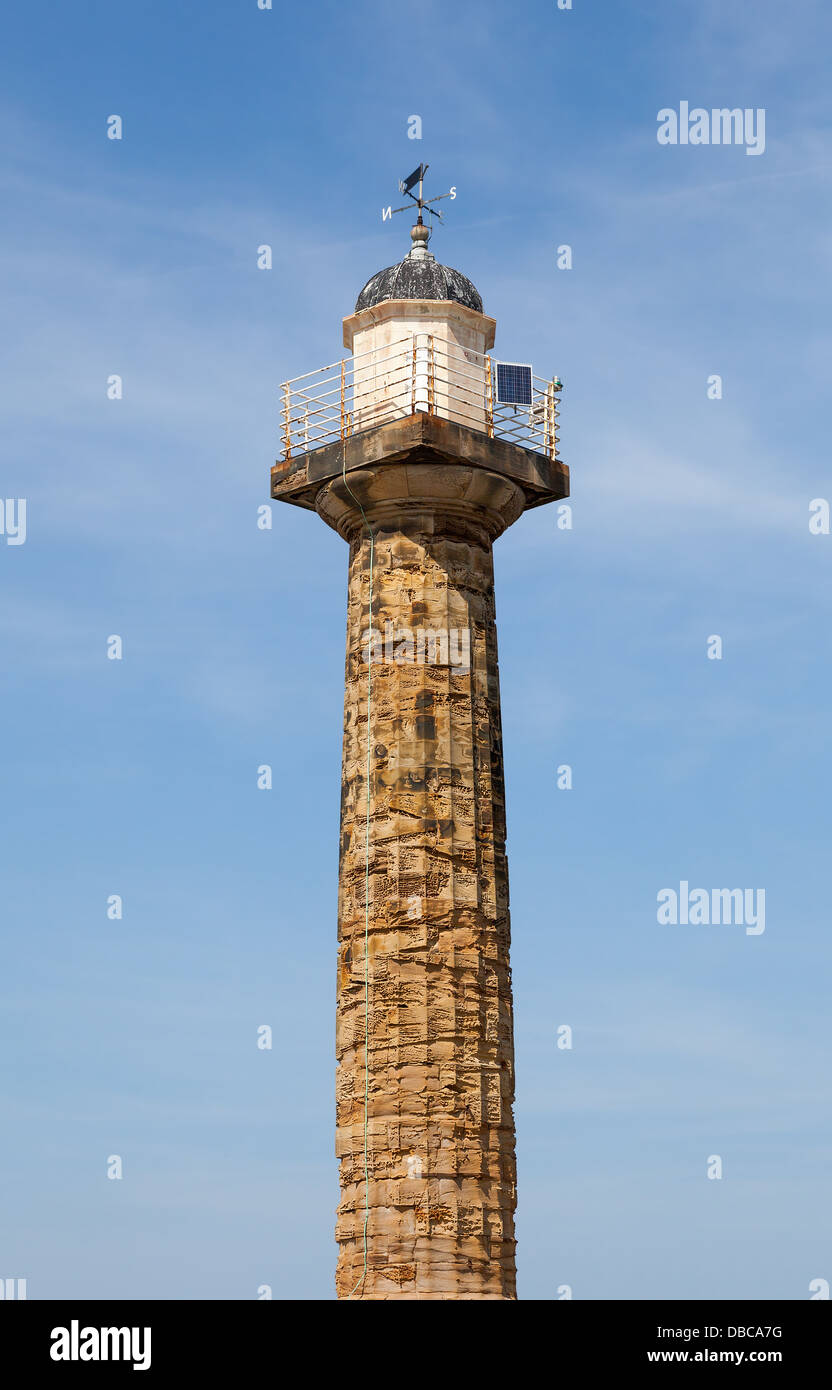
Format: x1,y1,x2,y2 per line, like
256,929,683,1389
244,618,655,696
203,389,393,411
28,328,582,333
1,0,830,1300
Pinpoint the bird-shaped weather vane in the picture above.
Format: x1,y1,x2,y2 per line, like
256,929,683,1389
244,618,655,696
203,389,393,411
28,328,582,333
383,163,456,239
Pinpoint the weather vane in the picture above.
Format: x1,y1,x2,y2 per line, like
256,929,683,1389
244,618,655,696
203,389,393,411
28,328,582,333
383,163,456,237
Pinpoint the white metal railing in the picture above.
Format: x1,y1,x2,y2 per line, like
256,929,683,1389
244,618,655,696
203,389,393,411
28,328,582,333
277,335,561,464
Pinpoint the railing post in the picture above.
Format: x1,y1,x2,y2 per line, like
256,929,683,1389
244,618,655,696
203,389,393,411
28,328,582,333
427,335,435,417
485,356,494,439
547,381,555,459
282,382,292,461
553,381,559,458
340,360,346,441
411,338,417,414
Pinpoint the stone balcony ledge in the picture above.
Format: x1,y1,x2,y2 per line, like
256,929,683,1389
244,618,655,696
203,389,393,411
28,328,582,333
271,412,569,516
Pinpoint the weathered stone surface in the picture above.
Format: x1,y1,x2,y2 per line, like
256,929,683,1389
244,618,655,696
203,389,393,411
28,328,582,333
321,464,521,1300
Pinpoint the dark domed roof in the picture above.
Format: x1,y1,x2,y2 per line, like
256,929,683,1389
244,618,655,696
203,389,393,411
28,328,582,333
355,225,483,314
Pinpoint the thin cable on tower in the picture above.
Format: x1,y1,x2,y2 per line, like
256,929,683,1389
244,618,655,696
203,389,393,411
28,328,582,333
341,447,374,1299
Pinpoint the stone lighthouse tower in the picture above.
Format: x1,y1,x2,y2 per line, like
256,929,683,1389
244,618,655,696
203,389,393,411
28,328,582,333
273,191,568,1300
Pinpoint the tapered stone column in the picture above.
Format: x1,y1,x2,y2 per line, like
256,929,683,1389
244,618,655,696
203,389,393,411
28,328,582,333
316,462,524,1300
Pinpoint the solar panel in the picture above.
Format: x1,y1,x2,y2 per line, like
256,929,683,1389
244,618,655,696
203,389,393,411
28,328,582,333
495,362,533,406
